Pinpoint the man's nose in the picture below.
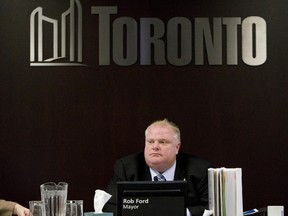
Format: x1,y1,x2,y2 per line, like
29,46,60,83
152,141,160,149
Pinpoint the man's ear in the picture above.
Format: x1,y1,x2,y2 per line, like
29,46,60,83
176,143,181,154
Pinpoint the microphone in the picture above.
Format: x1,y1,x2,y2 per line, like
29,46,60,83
153,176,158,181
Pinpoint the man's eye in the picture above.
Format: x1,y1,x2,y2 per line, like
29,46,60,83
147,140,154,144
159,140,169,144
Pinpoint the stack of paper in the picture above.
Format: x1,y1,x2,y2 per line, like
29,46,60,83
208,168,243,216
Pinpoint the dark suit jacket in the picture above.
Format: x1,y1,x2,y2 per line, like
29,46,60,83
103,151,211,216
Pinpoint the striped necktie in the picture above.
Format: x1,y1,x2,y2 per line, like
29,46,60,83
154,174,166,181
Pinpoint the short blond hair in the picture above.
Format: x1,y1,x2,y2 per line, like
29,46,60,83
145,119,181,142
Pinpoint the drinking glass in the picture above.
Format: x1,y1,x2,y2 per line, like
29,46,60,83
29,201,45,216
66,200,83,216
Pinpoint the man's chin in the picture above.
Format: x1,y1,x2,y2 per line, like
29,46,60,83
149,160,164,168
149,155,163,163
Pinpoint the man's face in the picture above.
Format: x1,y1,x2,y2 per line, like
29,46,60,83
144,125,180,172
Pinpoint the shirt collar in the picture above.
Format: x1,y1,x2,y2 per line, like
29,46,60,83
150,161,176,181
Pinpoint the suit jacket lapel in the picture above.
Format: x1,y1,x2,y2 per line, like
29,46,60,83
174,161,186,181
140,165,152,181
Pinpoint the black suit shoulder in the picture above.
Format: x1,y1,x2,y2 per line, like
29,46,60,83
118,151,145,163
175,152,211,180
115,152,150,181
177,152,211,170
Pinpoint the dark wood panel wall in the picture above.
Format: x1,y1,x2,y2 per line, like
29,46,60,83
1,0,287,214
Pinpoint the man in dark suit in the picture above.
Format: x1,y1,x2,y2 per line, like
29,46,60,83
103,119,211,216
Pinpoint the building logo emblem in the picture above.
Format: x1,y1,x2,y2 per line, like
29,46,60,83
30,0,86,66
